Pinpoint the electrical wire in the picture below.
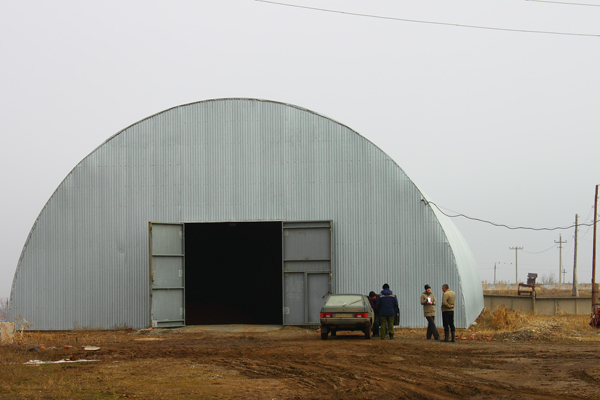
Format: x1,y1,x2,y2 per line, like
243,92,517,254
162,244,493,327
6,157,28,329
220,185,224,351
526,0,600,6
522,244,558,254
424,200,597,231
579,206,596,239
256,0,600,37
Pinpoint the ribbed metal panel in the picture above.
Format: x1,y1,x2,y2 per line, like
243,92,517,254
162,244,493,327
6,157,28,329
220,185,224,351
9,98,482,329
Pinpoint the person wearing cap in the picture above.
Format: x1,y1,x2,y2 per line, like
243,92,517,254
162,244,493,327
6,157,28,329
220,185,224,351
367,291,380,337
441,284,456,342
420,284,440,340
376,283,398,339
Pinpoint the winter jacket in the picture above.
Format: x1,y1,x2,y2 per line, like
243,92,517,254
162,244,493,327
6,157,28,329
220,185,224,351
442,290,456,312
420,291,437,317
368,295,379,315
376,289,398,317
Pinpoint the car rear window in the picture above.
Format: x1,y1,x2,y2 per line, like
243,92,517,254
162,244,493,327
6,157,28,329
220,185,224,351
325,295,363,307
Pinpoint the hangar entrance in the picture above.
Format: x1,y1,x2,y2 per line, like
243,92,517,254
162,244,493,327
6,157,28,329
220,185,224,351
149,221,332,328
185,222,283,325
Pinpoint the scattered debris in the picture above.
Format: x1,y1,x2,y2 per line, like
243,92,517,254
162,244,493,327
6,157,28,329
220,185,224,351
24,359,99,365
458,331,497,342
82,346,101,351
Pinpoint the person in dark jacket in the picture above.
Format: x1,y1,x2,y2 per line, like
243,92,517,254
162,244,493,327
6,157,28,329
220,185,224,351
376,283,398,340
368,291,380,336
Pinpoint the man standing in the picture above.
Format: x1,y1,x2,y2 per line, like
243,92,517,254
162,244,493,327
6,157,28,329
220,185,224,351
368,291,380,337
441,284,456,342
376,283,398,340
420,284,440,340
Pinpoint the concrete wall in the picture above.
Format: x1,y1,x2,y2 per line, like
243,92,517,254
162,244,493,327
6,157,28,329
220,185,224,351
484,295,594,315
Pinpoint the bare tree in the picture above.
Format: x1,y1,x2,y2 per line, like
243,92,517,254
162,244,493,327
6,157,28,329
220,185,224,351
0,297,8,320
541,274,557,285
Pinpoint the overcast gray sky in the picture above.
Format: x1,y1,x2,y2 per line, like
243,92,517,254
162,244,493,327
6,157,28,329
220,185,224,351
1,0,599,300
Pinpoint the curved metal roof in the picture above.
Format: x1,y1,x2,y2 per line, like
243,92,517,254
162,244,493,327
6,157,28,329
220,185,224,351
9,98,483,329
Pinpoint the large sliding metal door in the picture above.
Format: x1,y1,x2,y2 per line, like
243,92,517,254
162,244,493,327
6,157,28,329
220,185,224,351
283,221,332,325
149,222,185,328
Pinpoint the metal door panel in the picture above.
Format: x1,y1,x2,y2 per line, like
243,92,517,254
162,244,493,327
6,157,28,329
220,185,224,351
282,221,332,325
149,222,185,328
283,228,331,260
151,257,184,288
151,290,184,327
151,224,184,255
307,273,329,324
283,273,305,324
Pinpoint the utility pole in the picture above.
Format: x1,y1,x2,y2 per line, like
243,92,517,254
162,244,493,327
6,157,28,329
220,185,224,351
494,263,497,286
509,247,523,285
592,184,598,313
573,214,579,297
555,234,567,285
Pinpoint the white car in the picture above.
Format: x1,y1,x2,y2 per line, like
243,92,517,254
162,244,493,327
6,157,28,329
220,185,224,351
319,294,374,340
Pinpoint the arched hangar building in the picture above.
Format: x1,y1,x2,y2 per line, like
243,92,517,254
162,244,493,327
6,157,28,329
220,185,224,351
9,98,483,330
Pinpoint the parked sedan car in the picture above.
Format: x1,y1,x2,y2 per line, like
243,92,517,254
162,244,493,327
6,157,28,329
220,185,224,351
319,294,374,340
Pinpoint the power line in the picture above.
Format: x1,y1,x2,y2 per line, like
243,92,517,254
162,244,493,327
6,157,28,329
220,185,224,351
256,0,600,38
526,0,600,7
522,244,557,254
579,206,596,238
424,200,597,231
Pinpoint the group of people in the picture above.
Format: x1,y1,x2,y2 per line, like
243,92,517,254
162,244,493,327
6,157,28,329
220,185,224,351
367,283,456,342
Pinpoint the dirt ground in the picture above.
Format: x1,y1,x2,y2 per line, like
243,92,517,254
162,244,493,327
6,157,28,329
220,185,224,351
2,325,600,399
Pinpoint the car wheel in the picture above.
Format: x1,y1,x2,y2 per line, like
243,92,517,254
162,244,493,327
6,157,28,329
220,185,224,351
364,322,372,339
331,330,337,337
320,325,328,340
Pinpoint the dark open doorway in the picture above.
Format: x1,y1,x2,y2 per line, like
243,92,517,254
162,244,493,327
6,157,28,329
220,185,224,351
184,222,283,325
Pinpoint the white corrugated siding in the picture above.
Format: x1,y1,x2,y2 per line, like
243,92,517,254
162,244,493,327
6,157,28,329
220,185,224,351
9,98,483,329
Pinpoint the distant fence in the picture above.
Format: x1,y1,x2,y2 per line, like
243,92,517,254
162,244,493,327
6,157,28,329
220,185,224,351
483,294,596,316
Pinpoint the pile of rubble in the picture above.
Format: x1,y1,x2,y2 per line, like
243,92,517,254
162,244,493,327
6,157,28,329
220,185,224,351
493,320,569,342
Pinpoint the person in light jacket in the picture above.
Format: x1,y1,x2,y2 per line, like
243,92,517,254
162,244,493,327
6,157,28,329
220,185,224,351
420,284,440,340
441,284,456,342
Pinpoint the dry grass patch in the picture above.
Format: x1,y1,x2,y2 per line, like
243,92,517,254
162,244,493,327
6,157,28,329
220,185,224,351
474,306,599,342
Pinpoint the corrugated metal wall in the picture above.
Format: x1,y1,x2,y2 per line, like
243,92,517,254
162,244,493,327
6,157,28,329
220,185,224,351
9,98,483,330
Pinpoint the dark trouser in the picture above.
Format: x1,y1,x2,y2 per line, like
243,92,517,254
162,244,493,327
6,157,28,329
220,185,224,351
442,311,455,340
372,314,380,336
380,316,394,339
426,316,440,340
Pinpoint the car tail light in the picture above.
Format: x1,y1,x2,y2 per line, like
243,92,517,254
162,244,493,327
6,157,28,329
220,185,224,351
320,312,333,318
354,312,368,318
